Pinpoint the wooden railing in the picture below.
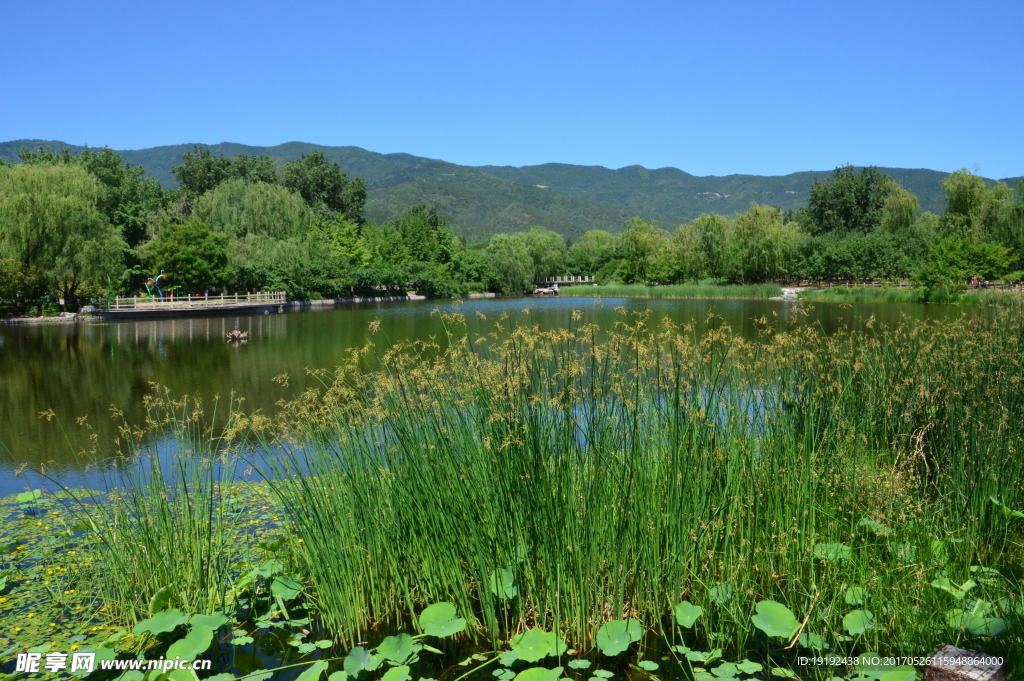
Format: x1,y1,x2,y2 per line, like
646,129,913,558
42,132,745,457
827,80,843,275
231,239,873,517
104,291,287,310
534,276,596,286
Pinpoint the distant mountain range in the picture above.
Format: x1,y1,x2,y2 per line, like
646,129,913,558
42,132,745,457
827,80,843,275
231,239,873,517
3,139,1020,242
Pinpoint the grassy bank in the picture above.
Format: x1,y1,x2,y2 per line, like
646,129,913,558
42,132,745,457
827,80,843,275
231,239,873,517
4,311,1023,679
558,283,782,299
798,285,1024,306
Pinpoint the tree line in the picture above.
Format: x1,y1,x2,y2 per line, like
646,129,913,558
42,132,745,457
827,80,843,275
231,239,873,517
1,146,1023,313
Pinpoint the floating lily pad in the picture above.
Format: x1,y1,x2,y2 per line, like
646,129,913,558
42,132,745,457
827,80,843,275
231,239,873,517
638,660,659,671
568,660,591,669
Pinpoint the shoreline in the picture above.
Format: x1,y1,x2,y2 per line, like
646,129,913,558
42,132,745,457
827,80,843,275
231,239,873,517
0,292,505,325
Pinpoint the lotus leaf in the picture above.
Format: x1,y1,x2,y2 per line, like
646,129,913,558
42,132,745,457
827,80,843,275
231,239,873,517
513,668,563,681
673,601,703,627
166,624,214,661
378,634,415,664
813,543,851,561
709,584,734,605
344,647,372,676
844,587,866,605
381,667,411,681
567,660,591,669
133,609,189,636
798,632,829,651
595,619,642,656
190,613,231,629
511,628,556,663
711,663,737,677
930,577,975,600
750,601,799,639
271,574,304,600
295,662,328,681
149,585,174,615
490,567,519,600
842,609,875,635
736,660,762,674
418,602,467,637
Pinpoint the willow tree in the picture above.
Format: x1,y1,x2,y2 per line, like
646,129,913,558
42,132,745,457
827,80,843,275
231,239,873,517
617,218,665,284
733,204,800,282
519,226,567,278
193,179,315,239
692,213,734,283
0,164,125,300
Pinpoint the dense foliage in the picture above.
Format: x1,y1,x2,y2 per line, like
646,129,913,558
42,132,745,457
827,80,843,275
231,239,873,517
2,147,1023,314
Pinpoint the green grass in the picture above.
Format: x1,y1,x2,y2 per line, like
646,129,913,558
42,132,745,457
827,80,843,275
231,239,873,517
6,310,1024,677
798,285,1024,306
558,283,782,300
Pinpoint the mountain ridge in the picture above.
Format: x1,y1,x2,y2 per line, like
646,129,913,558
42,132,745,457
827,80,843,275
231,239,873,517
3,139,1020,242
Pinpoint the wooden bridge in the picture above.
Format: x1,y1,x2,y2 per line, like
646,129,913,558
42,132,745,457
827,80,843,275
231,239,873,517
99,291,287,320
534,276,596,287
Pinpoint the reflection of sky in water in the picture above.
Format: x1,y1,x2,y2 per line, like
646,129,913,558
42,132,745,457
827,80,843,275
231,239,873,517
0,296,985,496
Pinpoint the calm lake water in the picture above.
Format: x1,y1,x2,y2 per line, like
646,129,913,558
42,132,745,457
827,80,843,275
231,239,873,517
0,296,988,496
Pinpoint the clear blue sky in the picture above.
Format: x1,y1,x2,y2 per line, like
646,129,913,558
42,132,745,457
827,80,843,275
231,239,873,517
2,0,1022,178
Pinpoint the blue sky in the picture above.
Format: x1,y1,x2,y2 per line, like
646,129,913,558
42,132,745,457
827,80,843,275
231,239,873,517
2,0,1022,178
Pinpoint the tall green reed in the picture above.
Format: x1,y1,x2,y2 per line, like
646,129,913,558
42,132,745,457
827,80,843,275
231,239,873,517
256,309,1024,659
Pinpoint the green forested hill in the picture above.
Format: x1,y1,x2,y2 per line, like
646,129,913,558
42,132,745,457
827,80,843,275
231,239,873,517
2,139,1017,241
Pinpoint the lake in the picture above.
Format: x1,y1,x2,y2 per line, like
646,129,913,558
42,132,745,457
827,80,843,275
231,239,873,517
0,295,987,496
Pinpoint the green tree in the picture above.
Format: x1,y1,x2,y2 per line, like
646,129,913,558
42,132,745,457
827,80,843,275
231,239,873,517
652,223,704,283
0,259,43,310
484,233,533,292
732,204,800,282
616,218,665,283
0,164,125,300
171,146,276,198
691,213,734,282
915,237,1013,290
565,230,619,275
145,222,228,294
449,250,502,292
18,146,166,247
194,180,315,239
519,226,567,278
280,152,367,223
807,166,893,234
395,205,458,263
171,146,233,197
